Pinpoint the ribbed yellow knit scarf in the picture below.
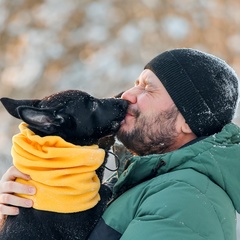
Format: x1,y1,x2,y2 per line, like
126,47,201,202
12,123,105,213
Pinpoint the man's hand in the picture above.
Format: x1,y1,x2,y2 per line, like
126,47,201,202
0,166,36,219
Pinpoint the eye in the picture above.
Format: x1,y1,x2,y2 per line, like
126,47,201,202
135,80,140,86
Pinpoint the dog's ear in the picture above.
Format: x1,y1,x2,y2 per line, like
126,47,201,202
0,98,41,119
17,106,65,134
114,92,124,98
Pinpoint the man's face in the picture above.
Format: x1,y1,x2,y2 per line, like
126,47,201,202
117,69,180,156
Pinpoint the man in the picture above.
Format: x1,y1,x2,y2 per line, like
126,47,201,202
0,48,240,239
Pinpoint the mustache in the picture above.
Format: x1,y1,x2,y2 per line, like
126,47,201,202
127,107,140,118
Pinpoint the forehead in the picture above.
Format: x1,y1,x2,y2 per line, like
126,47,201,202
139,69,164,87
40,91,91,108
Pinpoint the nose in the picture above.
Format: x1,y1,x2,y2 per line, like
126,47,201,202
121,87,137,104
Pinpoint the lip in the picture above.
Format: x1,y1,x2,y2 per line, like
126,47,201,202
120,119,125,125
124,112,135,122
126,109,135,116
124,112,133,119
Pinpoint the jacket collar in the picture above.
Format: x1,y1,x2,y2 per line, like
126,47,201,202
113,123,240,213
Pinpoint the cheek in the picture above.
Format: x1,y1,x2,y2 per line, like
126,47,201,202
137,94,152,111
138,97,161,117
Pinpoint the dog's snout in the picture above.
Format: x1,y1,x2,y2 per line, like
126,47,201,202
122,99,129,107
115,99,129,109
113,100,128,118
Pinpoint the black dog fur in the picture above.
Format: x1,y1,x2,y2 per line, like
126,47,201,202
0,90,128,240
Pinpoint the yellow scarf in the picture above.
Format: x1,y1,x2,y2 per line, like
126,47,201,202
12,123,105,213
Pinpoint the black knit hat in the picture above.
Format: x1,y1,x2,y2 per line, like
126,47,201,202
144,48,239,136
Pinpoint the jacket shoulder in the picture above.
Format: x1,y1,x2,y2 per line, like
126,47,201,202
103,169,236,240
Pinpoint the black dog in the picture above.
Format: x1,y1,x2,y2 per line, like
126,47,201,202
0,90,128,240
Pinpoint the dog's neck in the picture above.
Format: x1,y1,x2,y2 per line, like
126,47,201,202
12,123,106,213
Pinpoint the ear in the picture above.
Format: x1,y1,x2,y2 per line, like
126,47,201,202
0,98,41,119
181,122,193,134
17,106,66,134
175,112,193,134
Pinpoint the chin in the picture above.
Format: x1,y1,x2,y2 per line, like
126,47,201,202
118,122,132,134
121,116,136,130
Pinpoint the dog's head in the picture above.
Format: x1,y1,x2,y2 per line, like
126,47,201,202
0,90,128,146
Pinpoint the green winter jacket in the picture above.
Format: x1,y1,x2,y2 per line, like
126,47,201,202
89,123,240,240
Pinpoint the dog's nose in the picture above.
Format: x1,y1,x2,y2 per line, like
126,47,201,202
117,99,129,112
121,99,129,107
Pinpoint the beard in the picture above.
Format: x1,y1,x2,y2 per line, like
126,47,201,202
117,105,179,156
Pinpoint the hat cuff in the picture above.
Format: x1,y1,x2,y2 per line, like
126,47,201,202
144,51,221,136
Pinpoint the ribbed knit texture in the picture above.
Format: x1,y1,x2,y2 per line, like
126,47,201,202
12,123,105,213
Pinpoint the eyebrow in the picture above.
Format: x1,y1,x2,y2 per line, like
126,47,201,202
135,76,148,84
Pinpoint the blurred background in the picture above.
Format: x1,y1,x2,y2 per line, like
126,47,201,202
0,0,240,237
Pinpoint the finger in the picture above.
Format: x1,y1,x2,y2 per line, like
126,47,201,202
1,166,31,182
0,213,6,223
0,181,36,196
0,204,19,216
0,204,24,216
0,194,33,208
